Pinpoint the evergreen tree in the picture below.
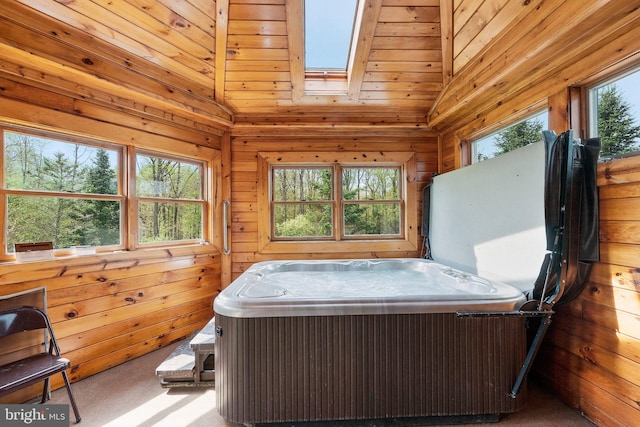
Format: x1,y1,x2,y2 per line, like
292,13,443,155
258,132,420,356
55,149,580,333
494,118,544,155
84,149,119,245
597,85,640,156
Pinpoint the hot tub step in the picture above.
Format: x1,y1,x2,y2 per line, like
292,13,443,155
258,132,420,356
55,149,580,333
155,317,216,388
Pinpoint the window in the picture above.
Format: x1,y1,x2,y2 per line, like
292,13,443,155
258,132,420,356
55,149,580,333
588,66,640,157
258,151,417,254
135,152,205,244
272,167,333,238
472,110,548,163
0,125,212,259
2,127,122,254
305,0,358,71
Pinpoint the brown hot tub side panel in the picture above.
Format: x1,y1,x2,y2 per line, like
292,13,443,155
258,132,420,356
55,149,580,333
215,313,527,424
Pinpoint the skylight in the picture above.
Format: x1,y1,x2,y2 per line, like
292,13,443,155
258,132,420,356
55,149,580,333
304,0,358,71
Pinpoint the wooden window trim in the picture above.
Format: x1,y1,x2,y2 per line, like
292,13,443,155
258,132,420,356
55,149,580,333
257,151,418,254
0,124,218,260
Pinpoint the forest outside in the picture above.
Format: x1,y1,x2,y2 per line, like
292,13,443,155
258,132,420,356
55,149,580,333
2,129,205,254
271,166,402,240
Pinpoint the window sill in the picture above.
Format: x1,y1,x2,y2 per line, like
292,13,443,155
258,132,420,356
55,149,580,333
259,239,418,255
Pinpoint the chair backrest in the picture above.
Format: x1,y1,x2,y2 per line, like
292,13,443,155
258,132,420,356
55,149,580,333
0,306,49,339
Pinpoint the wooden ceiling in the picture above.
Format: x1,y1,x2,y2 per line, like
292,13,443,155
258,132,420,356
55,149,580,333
2,0,449,128
5,0,619,133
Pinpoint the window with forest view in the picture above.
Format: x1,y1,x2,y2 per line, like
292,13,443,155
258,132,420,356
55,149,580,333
589,67,640,157
136,153,205,244
0,126,210,259
271,164,403,240
472,110,548,163
2,128,122,254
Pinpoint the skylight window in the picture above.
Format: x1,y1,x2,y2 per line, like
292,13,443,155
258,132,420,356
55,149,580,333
304,0,358,71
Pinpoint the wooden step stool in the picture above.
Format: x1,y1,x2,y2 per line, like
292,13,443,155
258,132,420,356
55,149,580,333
155,317,216,388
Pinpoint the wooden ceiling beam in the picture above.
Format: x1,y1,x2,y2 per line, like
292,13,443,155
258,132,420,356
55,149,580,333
438,0,453,86
348,0,383,101
215,0,230,105
285,0,305,101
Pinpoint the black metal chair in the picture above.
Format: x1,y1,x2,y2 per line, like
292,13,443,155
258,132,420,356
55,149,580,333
0,306,81,423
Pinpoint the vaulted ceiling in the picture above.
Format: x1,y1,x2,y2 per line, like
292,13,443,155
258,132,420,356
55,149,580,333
2,0,451,129
2,1,633,135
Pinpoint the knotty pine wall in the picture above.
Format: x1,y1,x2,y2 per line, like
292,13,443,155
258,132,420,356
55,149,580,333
228,128,438,280
0,79,223,403
433,2,640,425
533,156,640,427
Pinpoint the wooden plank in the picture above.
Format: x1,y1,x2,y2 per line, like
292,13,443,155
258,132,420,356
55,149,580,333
598,155,640,186
0,6,215,102
0,97,219,158
57,300,213,353
375,22,441,37
226,81,292,91
0,78,223,142
600,197,640,221
102,0,215,56
227,47,290,61
215,0,230,104
599,181,640,200
17,0,215,83
366,61,443,72
226,60,290,71
228,34,288,49
546,327,640,401
600,221,640,245
453,0,509,59
536,345,640,427
431,0,640,129
228,20,288,35
439,0,453,85
588,262,640,293
229,4,286,21
364,71,443,82
378,6,440,22
551,310,640,365
285,0,304,101
0,44,231,129
155,0,217,34
348,0,383,100
600,242,640,268
372,36,442,50
580,282,640,320
369,49,442,62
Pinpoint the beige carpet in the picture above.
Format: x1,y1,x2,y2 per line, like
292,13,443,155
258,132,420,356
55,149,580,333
48,340,595,427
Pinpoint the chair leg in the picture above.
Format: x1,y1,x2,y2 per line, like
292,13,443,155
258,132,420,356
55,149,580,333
40,378,50,403
61,371,81,423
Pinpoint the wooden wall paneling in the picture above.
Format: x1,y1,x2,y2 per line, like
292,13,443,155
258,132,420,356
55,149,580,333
228,130,439,281
14,0,215,87
0,2,215,101
0,77,222,146
534,155,640,426
0,247,220,402
439,0,453,85
0,97,221,157
0,44,230,132
453,0,525,73
431,0,640,132
215,0,230,104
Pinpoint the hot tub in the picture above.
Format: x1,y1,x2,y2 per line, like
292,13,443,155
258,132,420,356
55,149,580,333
214,258,529,424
